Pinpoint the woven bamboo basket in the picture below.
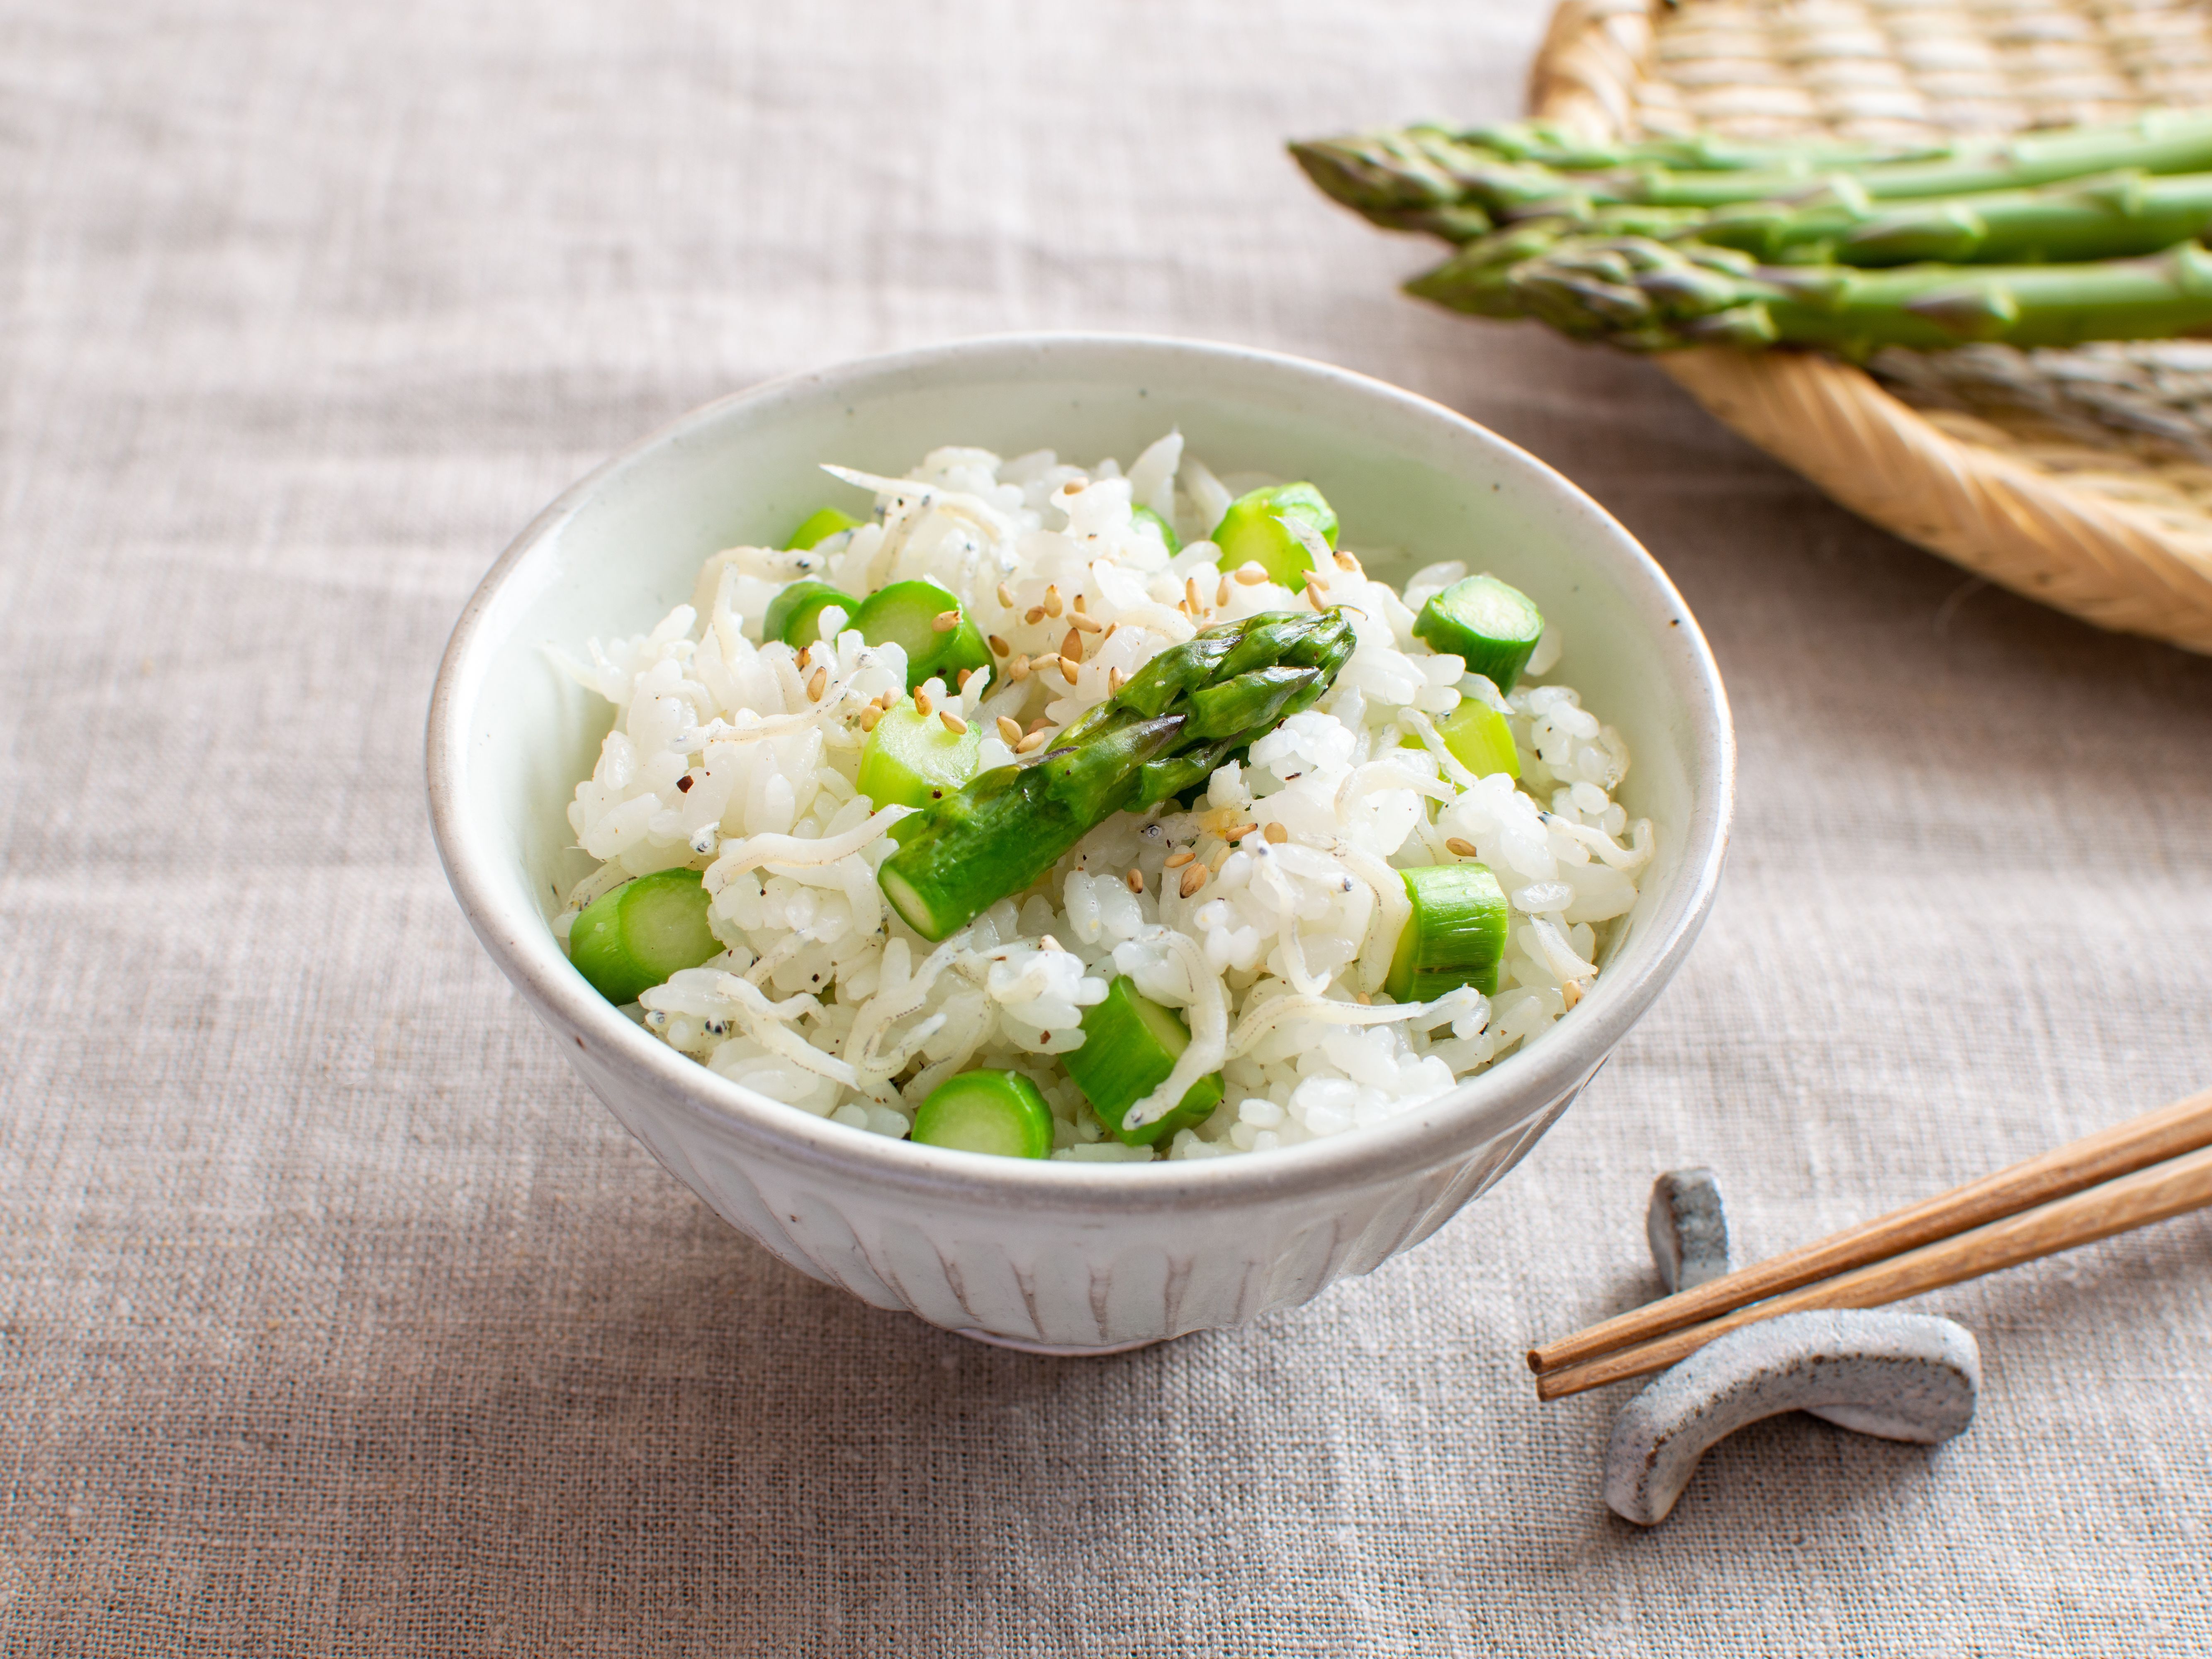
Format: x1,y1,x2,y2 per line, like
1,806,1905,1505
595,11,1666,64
1528,0,2212,654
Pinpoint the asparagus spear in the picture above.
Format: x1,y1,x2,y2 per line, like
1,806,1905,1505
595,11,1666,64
1448,169,2212,269
1454,119,1945,175
1406,234,2212,356
1294,109,2212,231
877,609,1356,941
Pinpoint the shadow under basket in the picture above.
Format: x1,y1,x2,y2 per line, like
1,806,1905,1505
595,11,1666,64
1526,0,2212,654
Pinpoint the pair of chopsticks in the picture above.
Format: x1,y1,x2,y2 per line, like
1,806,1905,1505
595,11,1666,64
1530,1086,2212,1401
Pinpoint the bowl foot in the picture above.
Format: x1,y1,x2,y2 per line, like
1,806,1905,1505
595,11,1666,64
946,1325,1168,1356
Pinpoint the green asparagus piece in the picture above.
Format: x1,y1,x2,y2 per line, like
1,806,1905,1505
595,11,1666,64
1294,109,2212,231
877,609,1357,940
1407,233,2212,356
1063,976,1224,1145
787,507,864,550
911,1069,1055,1159
850,579,993,689
569,868,721,1006
1412,574,1545,692
1212,483,1338,592
856,702,981,827
1385,864,1510,1002
1404,697,1520,779
762,579,858,648
1131,504,1181,554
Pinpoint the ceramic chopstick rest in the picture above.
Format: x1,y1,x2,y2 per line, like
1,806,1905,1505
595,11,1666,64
1646,1167,1730,1292
1643,1167,1977,1440
1600,1169,1981,1525
1602,1309,1981,1525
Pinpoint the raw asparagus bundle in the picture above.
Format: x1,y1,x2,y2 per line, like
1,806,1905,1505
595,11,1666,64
1291,108,2212,239
1406,233,2212,355
877,609,1356,941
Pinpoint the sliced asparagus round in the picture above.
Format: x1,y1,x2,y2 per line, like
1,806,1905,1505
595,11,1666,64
1385,864,1510,1001
569,868,721,1006
1211,483,1338,592
762,579,858,649
1413,575,1544,693
1063,975,1224,1145
878,609,1357,940
849,579,992,690
1404,696,1521,778
787,507,863,550
856,701,981,830
910,1069,1055,1159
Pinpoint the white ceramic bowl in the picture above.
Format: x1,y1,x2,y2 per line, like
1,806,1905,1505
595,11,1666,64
427,334,1733,1353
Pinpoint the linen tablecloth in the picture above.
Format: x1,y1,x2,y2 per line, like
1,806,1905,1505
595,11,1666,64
5,3,2209,1652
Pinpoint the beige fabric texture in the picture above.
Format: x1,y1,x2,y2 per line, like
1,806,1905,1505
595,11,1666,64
4,2,2209,1654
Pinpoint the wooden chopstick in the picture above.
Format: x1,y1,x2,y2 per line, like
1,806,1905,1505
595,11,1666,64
1535,1137,2212,1400
1528,1087,2212,1380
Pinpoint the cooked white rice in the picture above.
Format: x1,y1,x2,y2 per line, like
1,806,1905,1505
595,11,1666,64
550,435,1652,1161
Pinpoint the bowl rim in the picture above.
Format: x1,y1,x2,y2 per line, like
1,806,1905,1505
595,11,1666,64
426,331,1734,1216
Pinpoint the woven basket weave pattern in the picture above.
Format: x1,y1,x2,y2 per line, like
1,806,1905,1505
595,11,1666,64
1529,0,2212,652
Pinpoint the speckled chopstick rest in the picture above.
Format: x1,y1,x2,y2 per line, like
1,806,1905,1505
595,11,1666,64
1647,1168,1730,1293
1640,1167,1982,1442
1603,1309,1980,1525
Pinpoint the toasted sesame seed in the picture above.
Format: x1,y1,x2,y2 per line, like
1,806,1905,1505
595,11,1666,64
988,634,1010,656
1355,992,1372,1005
1027,716,1052,733
932,609,960,633
1263,822,1287,844
913,688,933,715
1015,729,1049,754
859,705,882,731
1234,562,1268,584
1185,575,1202,612
956,668,973,691
1215,574,1231,607
1179,863,1207,899
1068,611,1102,634
1072,592,1088,612
1025,606,1046,625
1009,654,1030,681
1163,850,1195,869
1126,868,1144,894
1334,550,1359,573
1307,585,1328,613
1057,626,1080,663
1226,822,1259,840
996,715,1023,745
996,582,1015,608
1043,585,1062,618
939,710,967,735
1445,836,1478,858
806,666,827,700
1107,667,1124,693
1059,655,1080,684
1562,980,1583,1011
